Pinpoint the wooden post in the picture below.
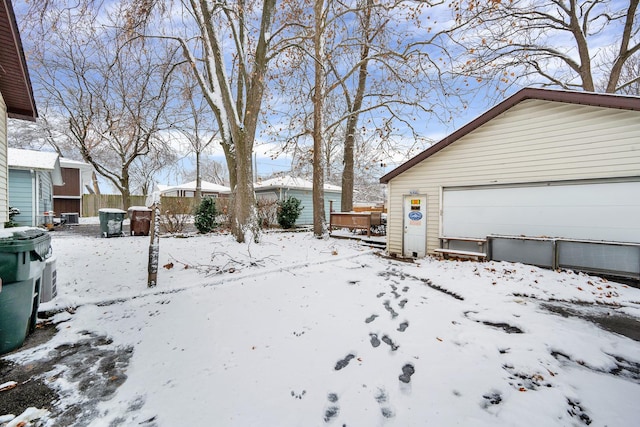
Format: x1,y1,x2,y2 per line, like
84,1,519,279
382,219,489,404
147,202,160,288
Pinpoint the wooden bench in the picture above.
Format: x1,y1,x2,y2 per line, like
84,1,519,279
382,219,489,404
436,236,487,260
433,248,487,260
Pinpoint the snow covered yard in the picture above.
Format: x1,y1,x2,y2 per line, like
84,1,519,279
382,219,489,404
2,229,640,426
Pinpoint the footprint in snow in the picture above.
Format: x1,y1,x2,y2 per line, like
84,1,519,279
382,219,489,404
365,314,378,324
334,354,355,371
399,364,415,383
324,393,340,422
383,300,399,318
397,321,409,332
381,335,399,351
369,333,381,348
374,388,395,419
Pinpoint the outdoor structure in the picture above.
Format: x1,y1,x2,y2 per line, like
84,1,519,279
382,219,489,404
254,175,342,225
156,180,231,198
0,0,38,227
380,88,640,279
8,148,63,227
53,157,94,220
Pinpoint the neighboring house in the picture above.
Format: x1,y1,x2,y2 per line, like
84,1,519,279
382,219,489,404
8,148,63,227
0,0,38,227
157,180,231,198
53,157,94,218
254,175,342,225
380,88,640,273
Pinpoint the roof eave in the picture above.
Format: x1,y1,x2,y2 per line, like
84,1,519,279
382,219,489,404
1,0,38,121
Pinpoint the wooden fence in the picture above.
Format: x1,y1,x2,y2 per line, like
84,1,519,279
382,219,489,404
82,194,226,217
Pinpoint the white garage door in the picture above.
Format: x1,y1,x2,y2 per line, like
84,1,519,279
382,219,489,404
442,180,640,243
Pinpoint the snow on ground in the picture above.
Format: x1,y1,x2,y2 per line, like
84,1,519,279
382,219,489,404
3,227,640,426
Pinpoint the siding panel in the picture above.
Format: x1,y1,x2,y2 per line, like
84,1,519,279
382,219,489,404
8,169,33,226
386,100,640,256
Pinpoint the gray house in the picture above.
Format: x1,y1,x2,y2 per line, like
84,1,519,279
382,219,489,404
8,148,63,227
254,175,342,225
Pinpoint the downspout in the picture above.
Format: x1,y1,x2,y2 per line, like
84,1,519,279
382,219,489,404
32,170,37,226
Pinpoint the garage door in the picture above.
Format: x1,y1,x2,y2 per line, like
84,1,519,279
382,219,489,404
442,180,640,243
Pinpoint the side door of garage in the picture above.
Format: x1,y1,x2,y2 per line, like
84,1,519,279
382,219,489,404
403,195,427,257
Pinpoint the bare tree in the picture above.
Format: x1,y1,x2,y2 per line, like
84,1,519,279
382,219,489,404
127,0,288,242
599,49,640,95
23,1,178,208
270,0,463,214
130,142,178,196
453,0,640,93
312,0,328,237
170,67,219,202
180,157,229,186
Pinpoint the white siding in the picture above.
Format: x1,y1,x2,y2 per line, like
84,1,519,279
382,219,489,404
386,100,640,256
0,93,7,227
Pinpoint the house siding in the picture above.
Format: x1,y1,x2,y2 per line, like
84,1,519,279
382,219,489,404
386,100,640,256
255,188,342,225
0,93,7,226
39,170,54,215
8,169,33,227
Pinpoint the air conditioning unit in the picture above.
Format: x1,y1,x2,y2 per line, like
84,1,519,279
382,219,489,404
40,256,57,303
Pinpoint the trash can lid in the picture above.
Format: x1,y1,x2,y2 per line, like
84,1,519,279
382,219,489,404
98,208,127,214
0,227,48,241
128,206,152,212
0,227,51,257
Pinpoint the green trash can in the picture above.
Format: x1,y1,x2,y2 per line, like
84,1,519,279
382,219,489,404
0,227,51,354
99,208,127,237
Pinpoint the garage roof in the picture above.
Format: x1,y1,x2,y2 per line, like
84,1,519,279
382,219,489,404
0,0,37,121
380,88,640,184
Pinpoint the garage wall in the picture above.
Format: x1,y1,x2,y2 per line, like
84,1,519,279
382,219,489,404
386,99,640,256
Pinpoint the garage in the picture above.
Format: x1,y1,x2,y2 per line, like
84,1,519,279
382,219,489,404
380,88,640,278
442,179,640,243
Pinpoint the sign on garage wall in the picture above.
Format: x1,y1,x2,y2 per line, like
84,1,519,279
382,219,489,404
442,180,640,243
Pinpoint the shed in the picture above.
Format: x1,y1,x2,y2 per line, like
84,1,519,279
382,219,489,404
254,175,342,225
380,88,640,278
158,180,231,198
53,157,94,218
0,0,38,226
8,148,63,227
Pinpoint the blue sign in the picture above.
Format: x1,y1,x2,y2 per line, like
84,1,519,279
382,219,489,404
408,211,423,221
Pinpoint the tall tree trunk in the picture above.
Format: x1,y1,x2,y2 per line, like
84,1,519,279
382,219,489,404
341,0,372,213
91,171,101,195
195,150,202,202
312,0,326,237
221,141,238,191
231,132,258,242
605,0,639,93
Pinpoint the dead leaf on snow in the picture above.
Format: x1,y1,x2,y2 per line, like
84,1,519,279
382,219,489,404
163,262,174,270
0,381,17,392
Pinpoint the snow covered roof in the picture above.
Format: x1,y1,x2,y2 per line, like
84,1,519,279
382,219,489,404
7,147,63,185
159,180,231,194
59,157,94,183
59,157,92,170
254,175,341,192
